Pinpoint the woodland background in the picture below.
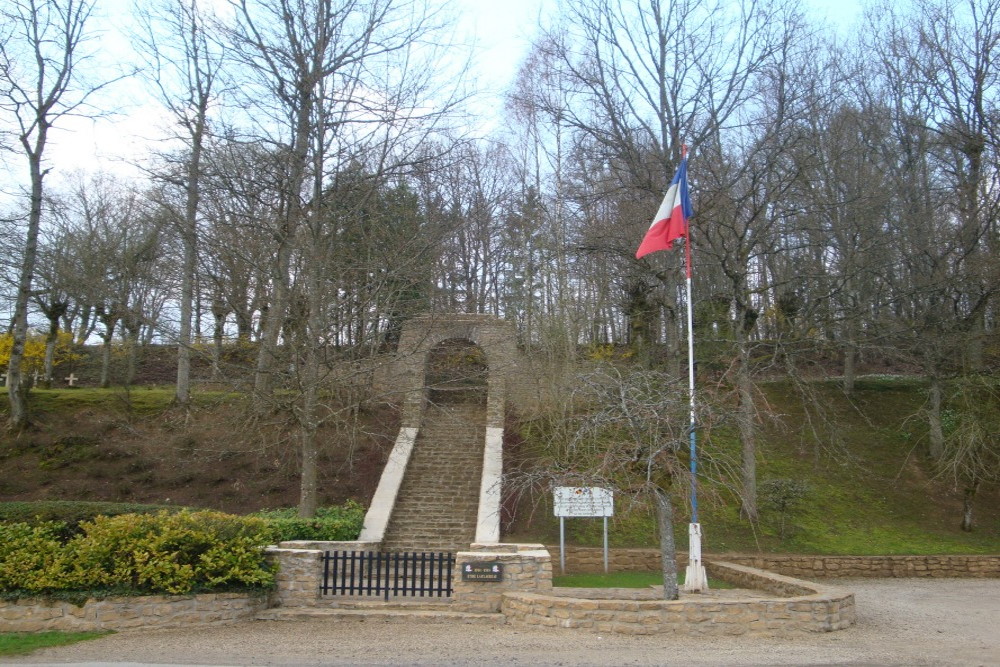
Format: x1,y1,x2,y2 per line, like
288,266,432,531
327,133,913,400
2,0,999,532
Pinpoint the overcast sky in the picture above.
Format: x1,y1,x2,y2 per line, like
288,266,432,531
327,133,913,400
5,0,862,193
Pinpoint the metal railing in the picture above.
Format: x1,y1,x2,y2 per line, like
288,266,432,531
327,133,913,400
321,550,455,602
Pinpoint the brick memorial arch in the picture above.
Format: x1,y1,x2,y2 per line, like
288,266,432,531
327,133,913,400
360,314,519,549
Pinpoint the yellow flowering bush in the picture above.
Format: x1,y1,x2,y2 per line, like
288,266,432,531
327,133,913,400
0,331,81,375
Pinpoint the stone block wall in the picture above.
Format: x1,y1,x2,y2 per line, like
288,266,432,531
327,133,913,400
554,547,1000,578
706,560,816,596
266,547,323,607
720,554,1000,578
501,561,855,636
452,543,552,613
553,546,668,573
267,541,382,608
392,314,518,428
0,593,265,633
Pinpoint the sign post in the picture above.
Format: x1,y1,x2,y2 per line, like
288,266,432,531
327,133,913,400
554,487,614,573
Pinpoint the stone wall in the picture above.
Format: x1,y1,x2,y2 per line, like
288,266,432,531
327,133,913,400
452,543,553,613
392,314,518,428
553,547,1000,578
721,554,1000,578
267,546,323,608
267,541,382,608
0,593,265,633
553,546,671,573
501,561,855,636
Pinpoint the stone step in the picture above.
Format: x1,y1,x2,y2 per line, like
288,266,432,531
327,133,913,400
256,607,504,625
381,398,487,551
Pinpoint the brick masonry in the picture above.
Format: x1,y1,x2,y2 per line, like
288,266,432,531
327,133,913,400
500,558,855,635
265,542,856,635
364,314,517,553
267,546,324,607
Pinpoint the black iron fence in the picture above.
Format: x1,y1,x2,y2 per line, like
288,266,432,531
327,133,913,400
321,550,455,601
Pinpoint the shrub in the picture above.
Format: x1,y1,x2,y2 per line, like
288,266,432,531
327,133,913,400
760,478,810,540
0,501,185,538
0,522,69,592
0,510,275,597
253,501,365,542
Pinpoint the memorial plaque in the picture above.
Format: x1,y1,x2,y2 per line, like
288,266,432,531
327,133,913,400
461,561,503,582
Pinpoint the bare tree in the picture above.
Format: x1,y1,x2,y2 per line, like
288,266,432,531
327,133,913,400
135,0,225,407
935,376,1000,531
58,174,163,387
511,365,694,600
858,0,1000,459
222,0,461,515
0,0,108,428
30,215,75,387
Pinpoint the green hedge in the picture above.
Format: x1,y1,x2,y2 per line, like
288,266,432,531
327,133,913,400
0,510,274,596
0,501,366,542
252,501,365,542
0,501,185,538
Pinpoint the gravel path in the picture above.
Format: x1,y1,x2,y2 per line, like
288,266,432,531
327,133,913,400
9,578,1000,666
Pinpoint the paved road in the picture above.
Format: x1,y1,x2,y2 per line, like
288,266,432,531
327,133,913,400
10,578,1000,666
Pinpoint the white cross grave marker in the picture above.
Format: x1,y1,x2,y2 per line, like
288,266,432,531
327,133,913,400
0,373,6,386
65,373,78,387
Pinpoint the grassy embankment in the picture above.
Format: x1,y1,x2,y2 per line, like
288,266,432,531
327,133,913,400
2,378,999,555
510,377,1000,555
0,387,393,515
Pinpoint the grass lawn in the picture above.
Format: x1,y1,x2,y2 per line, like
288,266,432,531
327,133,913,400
553,570,733,589
0,631,111,657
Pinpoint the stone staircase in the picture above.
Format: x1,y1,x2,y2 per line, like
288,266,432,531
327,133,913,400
380,389,486,553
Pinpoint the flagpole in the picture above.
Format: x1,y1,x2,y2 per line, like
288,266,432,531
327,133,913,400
681,144,708,593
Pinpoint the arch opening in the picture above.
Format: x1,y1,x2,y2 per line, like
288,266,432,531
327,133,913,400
425,338,488,405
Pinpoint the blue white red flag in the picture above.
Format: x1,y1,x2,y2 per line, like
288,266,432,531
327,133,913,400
636,157,693,259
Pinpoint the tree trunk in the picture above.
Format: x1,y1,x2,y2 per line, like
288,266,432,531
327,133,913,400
654,486,679,601
843,343,856,394
211,307,226,381
76,304,93,344
100,327,114,389
297,242,325,518
297,377,320,518
737,340,759,522
961,480,979,532
42,313,60,389
123,318,140,386
176,104,206,407
927,375,944,459
7,134,48,430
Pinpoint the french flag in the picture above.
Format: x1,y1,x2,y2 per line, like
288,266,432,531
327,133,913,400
636,156,693,259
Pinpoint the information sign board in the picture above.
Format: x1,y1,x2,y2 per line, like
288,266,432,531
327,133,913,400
553,487,614,517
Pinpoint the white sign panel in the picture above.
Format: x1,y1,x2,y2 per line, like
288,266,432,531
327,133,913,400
554,487,614,517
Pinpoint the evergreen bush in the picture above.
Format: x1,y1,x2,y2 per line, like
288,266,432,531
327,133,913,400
253,501,365,541
0,510,274,597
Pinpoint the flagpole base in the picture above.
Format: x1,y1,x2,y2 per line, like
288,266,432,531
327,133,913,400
681,523,709,592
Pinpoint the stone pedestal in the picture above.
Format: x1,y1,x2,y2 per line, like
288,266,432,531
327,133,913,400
452,544,552,613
